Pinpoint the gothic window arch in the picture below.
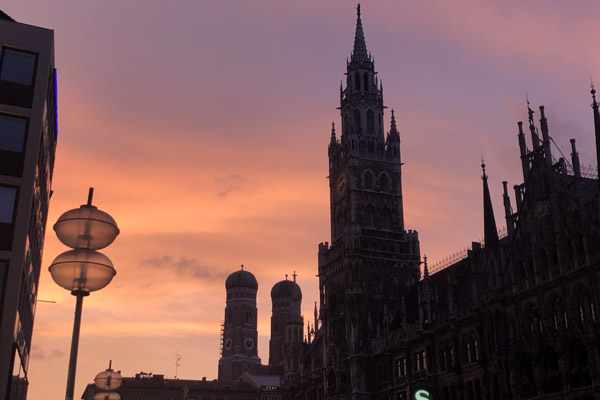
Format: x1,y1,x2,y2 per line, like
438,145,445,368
571,285,594,325
354,72,360,91
354,109,362,133
378,172,390,192
365,204,376,227
439,341,455,371
359,140,366,154
366,109,374,134
545,294,566,330
363,72,369,91
524,303,542,337
376,143,383,157
381,206,392,230
463,332,480,363
566,337,591,387
363,170,374,190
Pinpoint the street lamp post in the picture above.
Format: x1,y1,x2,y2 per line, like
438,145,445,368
48,188,120,400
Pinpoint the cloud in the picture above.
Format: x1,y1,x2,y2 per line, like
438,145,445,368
29,345,66,360
141,255,228,281
215,173,247,198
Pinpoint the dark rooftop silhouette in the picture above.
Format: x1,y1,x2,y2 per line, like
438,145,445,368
0,9,15,22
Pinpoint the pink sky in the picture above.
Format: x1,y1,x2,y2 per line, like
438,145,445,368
4,1,600,399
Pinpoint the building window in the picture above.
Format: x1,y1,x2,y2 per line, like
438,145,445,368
396,357,406,377
1,48,37,85
0,185,17,224
0,47,37,108
0,114,28,176
0,114,27,153
0,261,6,320
414,350,426,372
0,185,18,250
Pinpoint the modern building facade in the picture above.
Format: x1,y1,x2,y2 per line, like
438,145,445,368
0,10,57,400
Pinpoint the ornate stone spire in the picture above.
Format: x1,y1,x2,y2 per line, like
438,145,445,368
390,109,398,134
351,4,369,62
527,98,540,150
482,159,499,250
330,122,337,143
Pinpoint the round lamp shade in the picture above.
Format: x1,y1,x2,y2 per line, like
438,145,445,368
54,206,119,250
49,249,116,294
93,392,121,400
94,369,123,390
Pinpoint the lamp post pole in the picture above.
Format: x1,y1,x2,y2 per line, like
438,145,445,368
48,188,120,400
65,292,86,400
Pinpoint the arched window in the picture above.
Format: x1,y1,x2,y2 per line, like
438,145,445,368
366,109,374,134
355,72,360,91
246,310,252,324
363,72,369,91
363,170,374,189
354,109,362,133
358,140,366,153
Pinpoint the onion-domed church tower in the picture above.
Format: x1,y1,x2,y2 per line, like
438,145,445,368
268,272,304,378
218,266,262,381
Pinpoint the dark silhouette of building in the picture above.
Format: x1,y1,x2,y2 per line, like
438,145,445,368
268,273,303,379
81,372,259,400
219,266,263,381
214,6,600,399
281,5,600,400
0,10,57,400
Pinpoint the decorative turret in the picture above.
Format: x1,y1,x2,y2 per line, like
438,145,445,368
570,139,581,179
528,102,541,150
518,121,530,181
502,181,514,236
482,160,499,250
539,105,553,167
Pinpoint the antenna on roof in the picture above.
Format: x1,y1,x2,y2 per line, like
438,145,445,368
174,349,182,379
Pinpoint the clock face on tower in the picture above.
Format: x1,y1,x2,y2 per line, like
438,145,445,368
244,338,254,350
337,174,347,195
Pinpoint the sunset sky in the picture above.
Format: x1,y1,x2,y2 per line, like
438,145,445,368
3,1,600,399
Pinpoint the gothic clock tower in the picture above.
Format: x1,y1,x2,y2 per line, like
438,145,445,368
318,5,421,399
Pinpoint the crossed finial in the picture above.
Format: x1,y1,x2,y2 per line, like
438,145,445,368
357,3,361,17
292,270,297,282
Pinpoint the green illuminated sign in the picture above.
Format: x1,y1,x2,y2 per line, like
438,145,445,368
413,389,432,400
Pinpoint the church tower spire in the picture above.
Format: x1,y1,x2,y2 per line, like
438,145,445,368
318,6,420,398
351,4,368,62
482,160,499,250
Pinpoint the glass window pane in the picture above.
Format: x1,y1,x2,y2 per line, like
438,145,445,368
1,48,36,86
0,114,27,152
0,186,17,223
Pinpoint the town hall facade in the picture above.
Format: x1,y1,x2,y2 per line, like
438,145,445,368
217,5,600,400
